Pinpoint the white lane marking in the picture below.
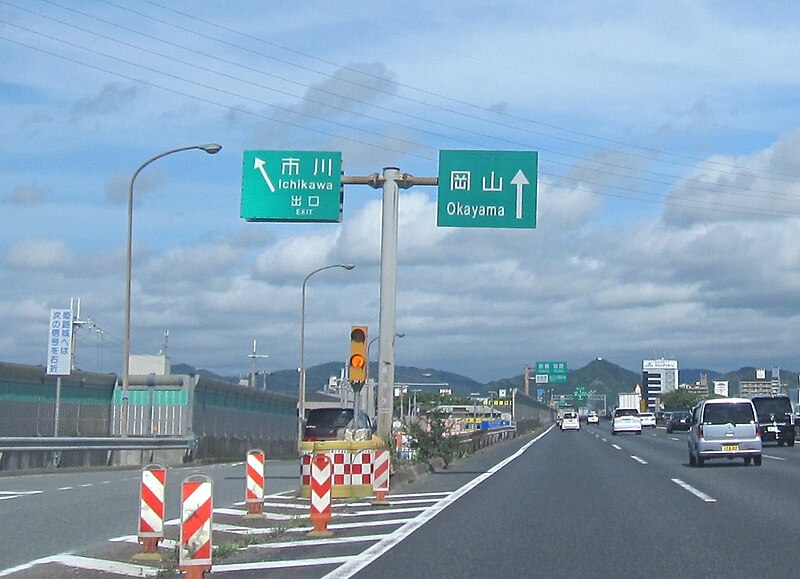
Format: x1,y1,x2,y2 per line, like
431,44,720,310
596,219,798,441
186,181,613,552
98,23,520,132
0,490,43,500
48,555,158,577
631,455,648,465
763,454,786,461
251,534,388,549
612,444,622,450
79,484,93,488
672,478,716,502
601,438,608,442
0,555,65,577
216,556,353,572
58,486,73,491
670,437,680,441
322,425,556,579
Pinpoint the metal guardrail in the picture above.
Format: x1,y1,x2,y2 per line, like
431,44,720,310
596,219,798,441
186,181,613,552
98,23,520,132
0,436,197,452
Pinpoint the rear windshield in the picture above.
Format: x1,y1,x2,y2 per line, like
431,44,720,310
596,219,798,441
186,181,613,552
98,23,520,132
671,411,691,419
703,403,754,425
752,398,792,419
564,412,577,419
306,408,354,428
615,408,639,417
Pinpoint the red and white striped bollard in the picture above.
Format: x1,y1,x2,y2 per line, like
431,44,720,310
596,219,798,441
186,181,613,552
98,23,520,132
245,449,265,518
180,474,213,579
372,449,391,506
133,464,165,561
308,453,333,538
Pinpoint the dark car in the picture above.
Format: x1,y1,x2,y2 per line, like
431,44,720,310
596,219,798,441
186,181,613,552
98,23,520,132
666,410,692,433
303,407,374,441
752,395,795,447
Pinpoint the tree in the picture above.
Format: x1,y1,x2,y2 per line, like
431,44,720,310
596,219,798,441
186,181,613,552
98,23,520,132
405,410,461,468
661,388,703,411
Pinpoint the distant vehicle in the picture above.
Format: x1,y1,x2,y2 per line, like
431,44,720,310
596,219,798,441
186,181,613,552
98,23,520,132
666,410,692,433
640,412,656,428
561,411,580,431
688,398,762,467
618,392,642,411
657,411,672,426
587,411,599,424
612,408,642,435
303,407,374,441
751,395,795,447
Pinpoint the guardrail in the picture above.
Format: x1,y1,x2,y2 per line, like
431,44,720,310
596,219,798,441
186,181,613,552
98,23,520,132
0,436,197,452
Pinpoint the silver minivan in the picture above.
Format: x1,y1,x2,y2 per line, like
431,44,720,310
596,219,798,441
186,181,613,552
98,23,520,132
688,398,762,466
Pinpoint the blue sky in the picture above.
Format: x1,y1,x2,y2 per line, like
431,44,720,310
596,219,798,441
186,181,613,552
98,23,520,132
2,1,800,383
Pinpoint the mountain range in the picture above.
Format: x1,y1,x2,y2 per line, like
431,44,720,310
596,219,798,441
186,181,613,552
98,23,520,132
172,359,800,399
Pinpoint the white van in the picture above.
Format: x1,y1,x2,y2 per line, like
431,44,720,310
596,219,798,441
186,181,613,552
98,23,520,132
688,398,762,467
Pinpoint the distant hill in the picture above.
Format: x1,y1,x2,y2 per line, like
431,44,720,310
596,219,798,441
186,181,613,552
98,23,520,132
170,360,800,400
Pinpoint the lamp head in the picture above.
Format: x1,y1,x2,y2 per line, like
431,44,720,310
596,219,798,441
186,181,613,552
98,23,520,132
198,143,222,154
340,264,355,270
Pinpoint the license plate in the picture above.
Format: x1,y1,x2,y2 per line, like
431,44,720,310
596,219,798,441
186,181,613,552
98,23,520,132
768,427,780,433
722,444,739,452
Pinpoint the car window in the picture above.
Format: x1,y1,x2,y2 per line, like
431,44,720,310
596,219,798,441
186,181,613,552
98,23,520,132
614,409,639,417
672,411,690,419
306,408,354,428
703,403,754,425
753,398,792,419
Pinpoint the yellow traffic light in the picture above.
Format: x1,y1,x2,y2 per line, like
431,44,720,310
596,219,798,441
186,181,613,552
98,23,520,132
349,325,368,383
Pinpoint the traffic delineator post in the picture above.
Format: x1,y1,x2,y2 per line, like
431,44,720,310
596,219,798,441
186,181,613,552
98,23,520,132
372,449,391,506
244,449,265,519
308,453,333,538
179,474,213,579
133,463,166,561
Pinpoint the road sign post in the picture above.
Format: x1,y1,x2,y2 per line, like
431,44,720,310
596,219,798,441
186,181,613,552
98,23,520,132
437,150,538,228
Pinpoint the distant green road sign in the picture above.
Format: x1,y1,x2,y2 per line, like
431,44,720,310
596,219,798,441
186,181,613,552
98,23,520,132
437,150,538,228
535,361,567,383
241,150,342,222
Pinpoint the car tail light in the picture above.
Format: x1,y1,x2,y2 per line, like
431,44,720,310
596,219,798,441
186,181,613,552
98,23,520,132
755,425,761,439
698,424,704,439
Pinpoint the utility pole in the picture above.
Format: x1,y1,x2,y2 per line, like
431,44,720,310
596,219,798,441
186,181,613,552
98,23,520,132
248,340,269,389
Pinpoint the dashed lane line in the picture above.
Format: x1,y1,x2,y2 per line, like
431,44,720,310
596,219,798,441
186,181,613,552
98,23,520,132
631,455,648,465
672,478,716,502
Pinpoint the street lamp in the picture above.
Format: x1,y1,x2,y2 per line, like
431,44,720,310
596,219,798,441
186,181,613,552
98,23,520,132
298,263,355,446
121,143,221,438
366,332,404,383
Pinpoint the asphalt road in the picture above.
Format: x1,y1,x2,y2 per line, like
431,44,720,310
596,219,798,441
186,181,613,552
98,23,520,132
5,423,800,578
0,459,300,572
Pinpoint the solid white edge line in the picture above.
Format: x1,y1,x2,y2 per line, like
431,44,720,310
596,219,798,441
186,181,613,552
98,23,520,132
672,478,716,502
320,425,556,579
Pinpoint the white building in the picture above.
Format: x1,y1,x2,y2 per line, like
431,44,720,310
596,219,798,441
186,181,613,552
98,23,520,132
642,359,678,411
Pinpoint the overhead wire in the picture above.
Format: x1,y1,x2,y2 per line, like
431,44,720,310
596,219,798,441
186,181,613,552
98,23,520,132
1,1,798,218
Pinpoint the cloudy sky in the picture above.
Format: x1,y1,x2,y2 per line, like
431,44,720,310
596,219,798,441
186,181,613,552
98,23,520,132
2,1,800,383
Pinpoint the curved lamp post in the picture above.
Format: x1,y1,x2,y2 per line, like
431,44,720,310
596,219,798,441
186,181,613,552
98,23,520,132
121,143,221,438
298,263,355,447
366,332,404,384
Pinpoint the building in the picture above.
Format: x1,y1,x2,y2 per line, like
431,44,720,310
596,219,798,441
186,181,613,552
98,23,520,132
739,368,783,398
642,359,678,411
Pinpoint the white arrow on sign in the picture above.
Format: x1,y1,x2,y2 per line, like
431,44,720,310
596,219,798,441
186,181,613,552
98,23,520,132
511,169,529,219
253,157,276,193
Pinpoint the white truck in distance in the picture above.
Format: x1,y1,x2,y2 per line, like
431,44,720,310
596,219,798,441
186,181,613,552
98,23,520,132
618,392,642,411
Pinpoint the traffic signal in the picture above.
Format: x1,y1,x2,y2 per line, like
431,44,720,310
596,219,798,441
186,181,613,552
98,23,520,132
349,325,368,383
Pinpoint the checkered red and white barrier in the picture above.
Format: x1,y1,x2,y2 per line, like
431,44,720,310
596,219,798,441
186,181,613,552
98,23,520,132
245,449,265,516
372,449,390,505
330,450,351,486
137,464,165,556
350,449,372,486
309,454,333,537
301,451,312,487
180,475,213,578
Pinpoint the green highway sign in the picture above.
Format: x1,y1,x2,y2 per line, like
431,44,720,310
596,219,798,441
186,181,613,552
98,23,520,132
535,361,568,383
241,150,343,222
574,387,587,400
437,150,538,228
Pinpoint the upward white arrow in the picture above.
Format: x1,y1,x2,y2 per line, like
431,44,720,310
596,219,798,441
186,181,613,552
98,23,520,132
253,157,276,192
511,169,529,219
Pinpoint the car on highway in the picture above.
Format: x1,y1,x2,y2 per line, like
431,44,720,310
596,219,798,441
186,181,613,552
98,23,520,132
587,411,599,424
561,411,580,431
640,412,656,428
665,410,692,433
751,395,795,447
688,398,762,467
612,408,642,435
303,407,374,441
